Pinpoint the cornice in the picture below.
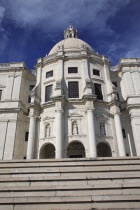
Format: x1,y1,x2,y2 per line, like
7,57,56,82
118,62,140,72
35,50,107,67
0,108,20,113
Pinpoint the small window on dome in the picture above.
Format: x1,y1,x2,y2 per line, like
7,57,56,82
46,71,53,78
93,69,100,76
68,67,78,74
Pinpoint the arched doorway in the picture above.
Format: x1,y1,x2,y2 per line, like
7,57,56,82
97,142,112,157
67,141,85,158
40,143,55,159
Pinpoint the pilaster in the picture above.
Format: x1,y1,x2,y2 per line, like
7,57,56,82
84,97,97,158
110,104,126,156
55,100,64,158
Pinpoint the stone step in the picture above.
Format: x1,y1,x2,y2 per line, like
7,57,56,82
0,195,140,204
0,171,140,181
0,188,140,198
0,182,140,190
0,165,140,175
0,177,140,187
0,182,139,193
1,203,140,210
0,170,140,179
0,157,139,209
0,158,140,168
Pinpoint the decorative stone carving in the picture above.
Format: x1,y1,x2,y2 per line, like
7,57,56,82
100,123,106,136
45,123,51,137
72,121,79,135
110,105,120,115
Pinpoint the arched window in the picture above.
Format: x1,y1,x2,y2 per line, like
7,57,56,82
97,142,112,157
67,141,85,158
40,143,55,159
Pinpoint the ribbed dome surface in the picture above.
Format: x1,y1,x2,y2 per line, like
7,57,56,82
48,38,94,55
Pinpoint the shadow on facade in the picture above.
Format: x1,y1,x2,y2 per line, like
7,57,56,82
40,143,55,159
67,141,85,158
97,142,112,157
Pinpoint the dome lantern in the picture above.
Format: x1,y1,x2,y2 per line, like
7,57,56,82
64,25,78,39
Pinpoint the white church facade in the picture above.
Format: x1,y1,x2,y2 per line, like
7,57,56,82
0,26,140,160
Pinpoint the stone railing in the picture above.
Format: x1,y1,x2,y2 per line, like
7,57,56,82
0,62,26,69
0,63,10,68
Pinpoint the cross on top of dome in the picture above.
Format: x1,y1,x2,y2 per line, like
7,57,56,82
64,25,78,39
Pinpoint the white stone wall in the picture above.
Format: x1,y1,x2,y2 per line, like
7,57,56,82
0,63,35,160
1,41,140,160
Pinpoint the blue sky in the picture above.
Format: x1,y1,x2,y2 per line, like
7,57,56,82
0,0,140,69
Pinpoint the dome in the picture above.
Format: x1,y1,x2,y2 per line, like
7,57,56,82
48,26,95,55
48,38,95,55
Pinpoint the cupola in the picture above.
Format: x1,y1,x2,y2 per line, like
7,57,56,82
64,25,78,39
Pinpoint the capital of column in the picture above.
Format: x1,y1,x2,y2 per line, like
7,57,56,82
29,112,38,118
110,104,120,115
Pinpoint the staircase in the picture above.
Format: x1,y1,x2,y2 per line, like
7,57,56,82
0,157,140,210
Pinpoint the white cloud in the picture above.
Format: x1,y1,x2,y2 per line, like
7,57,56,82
1,0,130,35
125,45,140,58
2,0,140,65
0,5,5,31
0,5,9,52
0,6,5,19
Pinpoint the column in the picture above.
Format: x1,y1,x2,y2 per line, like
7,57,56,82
87,108,97,158
110,105,126,156
27,116,36,159
129,109,140,156
55,108,63,158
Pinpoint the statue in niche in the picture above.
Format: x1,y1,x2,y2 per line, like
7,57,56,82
72,121,79,135
45,124,51,137
100,123,106,136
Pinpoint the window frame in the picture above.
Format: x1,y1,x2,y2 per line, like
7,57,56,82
46,71,53,79
68,81,79,98
94,83,103,100
68,67,78,74
93,69,100,76
45,84,53,102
